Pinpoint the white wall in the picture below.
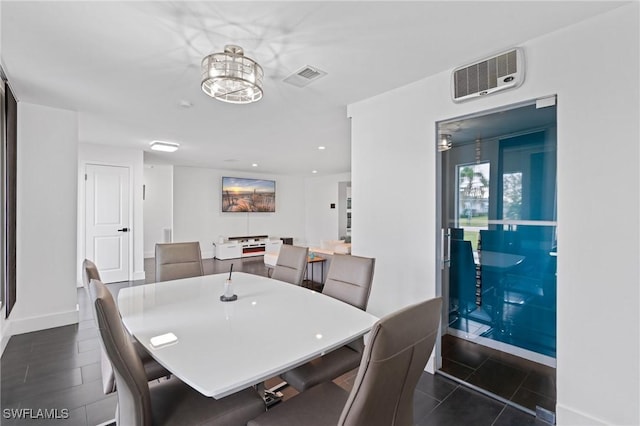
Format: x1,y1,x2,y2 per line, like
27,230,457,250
348,5,639,426
304,172,351,247
9,102,79,335
0,76,7,352
77,143,145,283
173,166,306,258
143,165,173,257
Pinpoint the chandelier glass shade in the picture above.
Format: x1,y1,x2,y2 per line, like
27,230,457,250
201,45,263,104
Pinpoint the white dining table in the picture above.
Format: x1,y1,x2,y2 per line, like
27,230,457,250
117,272,378,399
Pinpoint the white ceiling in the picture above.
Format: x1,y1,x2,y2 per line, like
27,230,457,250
1,1,625,176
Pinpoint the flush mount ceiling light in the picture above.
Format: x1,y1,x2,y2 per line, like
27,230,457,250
150,141,180,152
438,134,453,152
201,45,263,104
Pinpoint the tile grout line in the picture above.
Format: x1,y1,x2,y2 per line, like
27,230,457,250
509,369,531,400
490,404,509,426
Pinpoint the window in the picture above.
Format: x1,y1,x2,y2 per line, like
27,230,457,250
502,172,522,220
456,162,489,249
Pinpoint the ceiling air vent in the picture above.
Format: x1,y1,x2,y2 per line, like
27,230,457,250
283,65,327,88
451,48,524,103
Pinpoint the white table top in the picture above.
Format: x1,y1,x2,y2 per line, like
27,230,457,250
117,272,378,399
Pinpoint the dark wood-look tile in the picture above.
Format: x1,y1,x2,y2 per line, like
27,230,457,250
492,405,549,426
2,336,33,354
440,334,557,416
77,319,96,331
80,362,102,384
85,393,117,426
413,389,440,423
18,378,107,413
440,357,475,381
77,338,100,353
415,372,458,401
442,338,491,369
466,358,528,400
3,367,84,406
1,362,30,381
24,349,101,378
520,369,556,399
510,387,556,413
333,367,358,391
418,386,504,426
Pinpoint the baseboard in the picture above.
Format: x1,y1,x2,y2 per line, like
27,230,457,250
555,404,607,425
425,353,436,373
202,249,214,259
144,250,154,258
0,317,10,356
9,308,79,336
1,333,9,355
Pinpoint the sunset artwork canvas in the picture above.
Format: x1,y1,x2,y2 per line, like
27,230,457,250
221,177,276,212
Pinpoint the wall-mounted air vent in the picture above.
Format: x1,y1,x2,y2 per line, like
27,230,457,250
283,65,327,88
452,48,524,103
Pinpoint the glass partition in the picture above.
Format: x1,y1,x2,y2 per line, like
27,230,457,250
438,99,557,415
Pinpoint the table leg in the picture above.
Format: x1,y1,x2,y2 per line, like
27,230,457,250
311,262,315,285
255,381,283,408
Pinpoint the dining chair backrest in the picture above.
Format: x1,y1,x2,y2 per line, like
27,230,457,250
89,278,153,426
271,245,309,286
338,297,442,426
82,259,101,289
155,242,204,282
324,254,375,353
322,254,375,311
82,259,118,395
449,239,477,314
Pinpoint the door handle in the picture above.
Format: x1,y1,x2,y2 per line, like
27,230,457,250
441,228,451,269
117,228,129,232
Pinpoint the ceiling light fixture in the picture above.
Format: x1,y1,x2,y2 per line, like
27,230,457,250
312,170,318,174
150,141,179,152
252,163,258,167
438,134,452,152
201,45,263,104
318,146,326,150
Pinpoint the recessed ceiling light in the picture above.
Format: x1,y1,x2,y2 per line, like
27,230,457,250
312,170,318,174
150,141,179,152
179,100,193,108
318,146,326,150
252,163,258,167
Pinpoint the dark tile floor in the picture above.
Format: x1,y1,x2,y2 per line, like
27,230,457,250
1,257,548,425
440,334,556,415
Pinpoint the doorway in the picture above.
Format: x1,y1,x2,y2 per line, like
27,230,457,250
437,98,557,417
85,164,131,283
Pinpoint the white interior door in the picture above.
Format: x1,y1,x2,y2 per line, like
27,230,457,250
85,164,130,283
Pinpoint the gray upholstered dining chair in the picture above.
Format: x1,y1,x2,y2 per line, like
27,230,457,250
248,297,443,426
271,244,309,286
280,254,375,391
89,278,266,426
82,259,169,395
155,242,204,282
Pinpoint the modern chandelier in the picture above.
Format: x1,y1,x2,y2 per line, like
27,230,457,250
201,45,263,104
438,133,453,152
